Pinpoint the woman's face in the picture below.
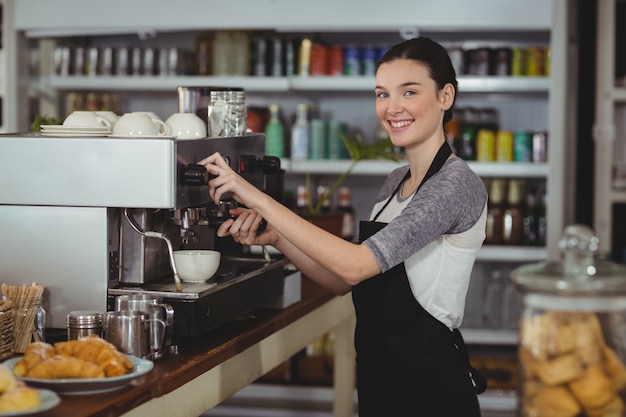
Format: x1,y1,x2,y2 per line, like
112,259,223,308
375,59,453,150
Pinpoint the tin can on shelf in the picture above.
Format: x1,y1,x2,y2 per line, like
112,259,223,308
477,129,495,161
496,130,514,162
343,45,360,76
532,131,548,162
514,131,533,162
511,47,526,76
525,46,544,76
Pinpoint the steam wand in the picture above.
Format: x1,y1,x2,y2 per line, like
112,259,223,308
123,208,183,292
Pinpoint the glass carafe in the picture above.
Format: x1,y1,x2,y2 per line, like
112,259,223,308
512,224,626,417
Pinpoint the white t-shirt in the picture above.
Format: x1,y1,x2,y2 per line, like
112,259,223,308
361,157,488,329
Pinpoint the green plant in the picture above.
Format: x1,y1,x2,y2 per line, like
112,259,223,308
30,114,60,132
305,135,401,215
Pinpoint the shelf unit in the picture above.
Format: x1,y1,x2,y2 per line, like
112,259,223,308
594,0,626,256
0,0,18,133
40,74,551,93
7,2,577,413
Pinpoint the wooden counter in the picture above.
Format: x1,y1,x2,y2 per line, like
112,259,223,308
36,279,357,417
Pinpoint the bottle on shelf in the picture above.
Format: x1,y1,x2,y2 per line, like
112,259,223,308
337,186,355,241
459,107,477,160
485,178,505,245
483,269,504,328
501,267,521,329
445,108,461,154
296,185,310,215
291,103,310,160
536,186,547,246
316,185,332,213
264,103,285,157
522,191,539,246
522,185,547,247
212,31,232,75
502,179,524,245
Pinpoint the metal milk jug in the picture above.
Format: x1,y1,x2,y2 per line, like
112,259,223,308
512,224,626,417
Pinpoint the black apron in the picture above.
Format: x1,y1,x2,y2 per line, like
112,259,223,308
352,142,483,417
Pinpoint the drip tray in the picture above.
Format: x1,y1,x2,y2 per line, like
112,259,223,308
109,257,286,300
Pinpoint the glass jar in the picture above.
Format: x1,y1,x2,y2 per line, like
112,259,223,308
8,296,46,353
207,88,246,137
0,300,13,359
512,224,626,417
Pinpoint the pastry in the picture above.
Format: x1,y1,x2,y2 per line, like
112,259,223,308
0,385,40,413
602,345,626,390
526,386,581,417
27,355,105,379
12,342,55,377
569,365,615,410
0,365,16,393
536,353,584,386
586,396,625,417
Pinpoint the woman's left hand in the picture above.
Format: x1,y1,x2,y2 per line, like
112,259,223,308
217,207,278,246
197,152,263,209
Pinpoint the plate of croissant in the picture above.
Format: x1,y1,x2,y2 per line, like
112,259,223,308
2,335,154,395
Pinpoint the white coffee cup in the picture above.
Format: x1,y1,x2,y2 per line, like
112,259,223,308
95,111,120,128
132,112,169,135
63,111,112,129
112,113,168,137
165,112,207,139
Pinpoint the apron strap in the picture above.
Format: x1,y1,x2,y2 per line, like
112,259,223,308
373,141,452,221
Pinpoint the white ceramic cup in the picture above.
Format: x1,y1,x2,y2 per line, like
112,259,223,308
132,112,169,135
63,111,112,129
165,112,207,139
95,111,120,128
112,113,168,137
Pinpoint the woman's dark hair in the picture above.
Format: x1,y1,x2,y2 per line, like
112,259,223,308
377,37,458,124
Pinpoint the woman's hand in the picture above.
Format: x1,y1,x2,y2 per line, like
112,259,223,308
217,207,279,246
197,152,262,209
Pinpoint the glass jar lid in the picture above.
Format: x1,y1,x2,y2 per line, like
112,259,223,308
512,224,626,296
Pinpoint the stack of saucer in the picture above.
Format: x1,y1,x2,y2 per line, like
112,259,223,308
39,110,113,137
40,125,111,137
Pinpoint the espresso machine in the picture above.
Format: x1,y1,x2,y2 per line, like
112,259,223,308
0,132,300,337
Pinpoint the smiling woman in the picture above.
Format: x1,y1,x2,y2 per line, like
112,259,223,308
196,36,487,417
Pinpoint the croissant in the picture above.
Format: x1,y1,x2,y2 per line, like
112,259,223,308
27,355,105,379
12,342,55,377
13,335,134,379
56,335,133,377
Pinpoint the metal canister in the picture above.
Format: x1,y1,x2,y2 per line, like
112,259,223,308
67,310,103,341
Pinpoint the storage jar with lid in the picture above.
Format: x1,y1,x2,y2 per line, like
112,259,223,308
512,224,626,417
207,87,246,137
